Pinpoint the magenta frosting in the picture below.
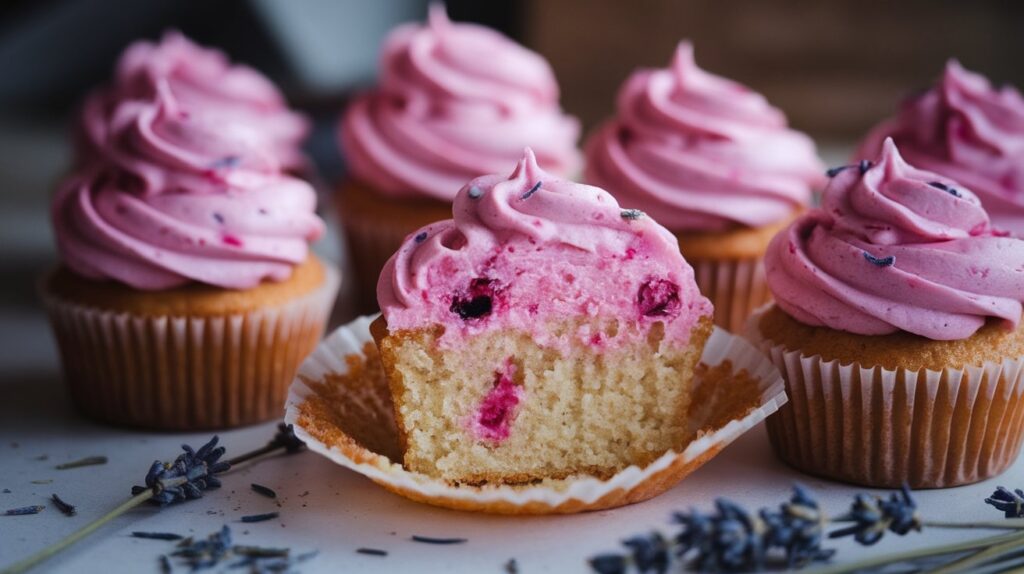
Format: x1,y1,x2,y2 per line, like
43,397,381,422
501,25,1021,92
339,5,581,202
765,138,1024,340
857,61,1024,235
78,30,310,171
55,64,324,291
377,149,713,350
585,42,824,232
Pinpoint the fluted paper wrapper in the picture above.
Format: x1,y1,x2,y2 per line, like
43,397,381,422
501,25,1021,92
285,316,787,514
43,265,340,430
747,308,1024,488
690,257,771,334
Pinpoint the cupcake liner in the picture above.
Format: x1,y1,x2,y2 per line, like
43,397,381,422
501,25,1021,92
689,256,771,334
338,204,413,314
746,307,1024,488
284,316,787,515
42,264,341,430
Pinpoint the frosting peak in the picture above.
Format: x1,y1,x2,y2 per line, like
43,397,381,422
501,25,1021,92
856,60,1024,235
340,5,581,201
378,149,711,348
585,41,824,232
766,138,1024,340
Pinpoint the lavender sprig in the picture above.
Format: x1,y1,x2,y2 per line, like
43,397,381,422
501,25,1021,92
985,487,1024,518
830,484,920,545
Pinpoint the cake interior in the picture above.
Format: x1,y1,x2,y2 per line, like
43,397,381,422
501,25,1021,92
377,316,712,485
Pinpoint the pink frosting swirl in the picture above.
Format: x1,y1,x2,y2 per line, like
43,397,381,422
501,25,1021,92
585,42,824,232
377,149,712,349
857,61,1024,235
54,82,324,291
339,5,581,201
765,139,1024,340
78,30,309,171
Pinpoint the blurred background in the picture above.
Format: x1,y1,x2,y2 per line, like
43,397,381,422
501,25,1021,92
0,0,1021,332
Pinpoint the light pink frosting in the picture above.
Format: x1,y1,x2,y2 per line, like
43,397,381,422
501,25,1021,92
857,61,1024,235
585,42,824,232
54,81,324,290
78,30,310,171
339,5,581,202
765,139,1024,340
377,149,712,351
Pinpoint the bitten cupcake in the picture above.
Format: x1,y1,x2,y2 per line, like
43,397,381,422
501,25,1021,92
857,61,1024,235
585,42,824,333
339,5,581,313
750,138,1024,488
372,149,713,485
43,36,339,430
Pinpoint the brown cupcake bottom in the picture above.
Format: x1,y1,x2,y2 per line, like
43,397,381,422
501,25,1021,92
752,305,1024,488
337,180,451,315
41,256,340,430
674,214,795,333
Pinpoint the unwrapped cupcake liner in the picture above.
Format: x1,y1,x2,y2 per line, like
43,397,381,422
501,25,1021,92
746,307,1024,488
42,264,340,430
284,316,787,514
689,256,771,334
338,205,410,314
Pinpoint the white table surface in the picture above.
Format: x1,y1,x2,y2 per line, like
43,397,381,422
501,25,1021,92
0,126,1021,573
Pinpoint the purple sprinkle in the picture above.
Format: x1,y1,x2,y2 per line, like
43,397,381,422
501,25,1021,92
521,181,542,200
863,252,896,267
928,181,962,197
415,231,428,244
858,160,872,175
620,209,644,220
468,186,484,199
212,213,225,224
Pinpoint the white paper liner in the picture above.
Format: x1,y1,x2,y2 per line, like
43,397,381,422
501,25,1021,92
746,306,1024,488
690,257,771,334
284,316,787,514
43,263,340,430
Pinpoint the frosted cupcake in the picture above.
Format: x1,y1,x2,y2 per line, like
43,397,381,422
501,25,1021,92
43,41,339,430
751,138,1024,488
857,61,1024,235
372,149,713,484
339,5,581,313
586,42,824,333
77,30,310,172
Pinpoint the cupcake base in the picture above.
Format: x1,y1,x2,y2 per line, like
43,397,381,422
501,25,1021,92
337,180,451,315
675,214,794,333
749,305,1024,488
41,256,340,430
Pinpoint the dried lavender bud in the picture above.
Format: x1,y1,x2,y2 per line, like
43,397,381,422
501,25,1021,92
826,165,852,178
521,181,542,200
240,512,279,523
233,545,289,558
928,181,962,198
415,231,428,244
830,484,921,546
131,436,230,506
55,456,107,470
863,252,896,267
620,209,644,220
357,548,388,556
159,554,171,574
171,525,232,571
250,484,277,499
623,532,670,573
986,487,1024,518
270,423,306,455
411,535,467,545
504,558,519,573
50,494,76,517
760,485,834,568
858,160,872,174
589,554,628,574
468,185,484,199
212,212,225,224
208,156,240,170
4,505,44,516
132,531,184,541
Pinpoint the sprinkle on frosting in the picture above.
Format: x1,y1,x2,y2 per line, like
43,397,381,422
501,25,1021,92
468,185,484,199
620,209,644,220
339,4,580,202
856,60,1024,235
584,41,824,232
377,148,712,349
928,181,962,198
765,138,1024,340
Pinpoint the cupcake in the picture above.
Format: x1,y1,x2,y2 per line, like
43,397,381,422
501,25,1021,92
338,5,581,313
585,42,824,333
372,149,713,484
856,61,1024,236
43,35,339,430
751,138,1024,488
77,30,310,172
